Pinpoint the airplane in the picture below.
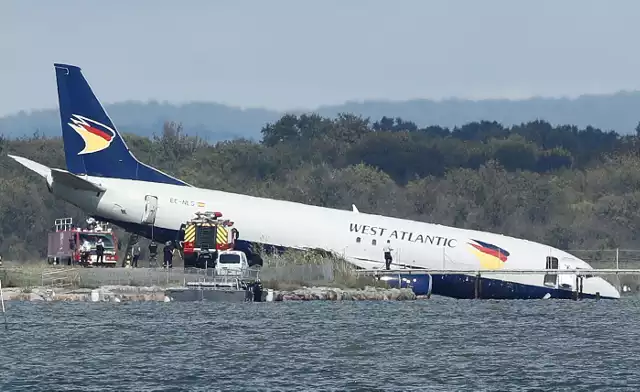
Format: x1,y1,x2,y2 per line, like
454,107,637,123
7,63,620,300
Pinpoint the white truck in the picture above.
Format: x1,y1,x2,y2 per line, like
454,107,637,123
214,250,250,276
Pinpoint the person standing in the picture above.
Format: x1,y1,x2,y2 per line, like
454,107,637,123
163,241,174,269
96,238,105,265
131,243,141,268
68,237,76,266
383,240,394,270
148,241,158,267
80,240,92,265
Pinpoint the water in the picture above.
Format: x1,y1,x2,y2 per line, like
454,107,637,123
1,297,639,391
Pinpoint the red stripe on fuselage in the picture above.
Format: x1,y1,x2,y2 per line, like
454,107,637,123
470,243,508,262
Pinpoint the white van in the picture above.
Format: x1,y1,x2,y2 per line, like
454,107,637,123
214,250,249,276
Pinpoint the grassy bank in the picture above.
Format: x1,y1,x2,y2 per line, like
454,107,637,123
0,250,388,292
0,262,50,290
257,249,388,291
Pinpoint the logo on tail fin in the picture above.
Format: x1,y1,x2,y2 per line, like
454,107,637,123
68,114,115,155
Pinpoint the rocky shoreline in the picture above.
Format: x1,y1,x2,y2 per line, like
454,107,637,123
1,285,417,302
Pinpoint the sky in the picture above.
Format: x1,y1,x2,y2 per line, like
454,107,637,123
2,0,640,117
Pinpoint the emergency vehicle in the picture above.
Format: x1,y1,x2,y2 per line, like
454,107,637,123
47,217,119,267
178,211,238,269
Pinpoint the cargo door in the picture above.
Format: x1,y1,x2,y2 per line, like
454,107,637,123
141,195,158,225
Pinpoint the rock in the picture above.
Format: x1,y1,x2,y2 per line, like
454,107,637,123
56,293,89,301
4,284,417,303
273,286,416,301
29,293,44,301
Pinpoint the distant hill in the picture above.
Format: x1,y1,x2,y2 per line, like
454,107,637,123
2,91,640,140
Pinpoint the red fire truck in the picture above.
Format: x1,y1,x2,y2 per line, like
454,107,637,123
178,211,238,269
47,217,119,267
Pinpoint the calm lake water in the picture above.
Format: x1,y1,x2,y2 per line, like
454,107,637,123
1,297,639,391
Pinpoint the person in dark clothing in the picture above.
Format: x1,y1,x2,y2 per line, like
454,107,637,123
148,241,158,267
68,237,76,266
148,241,158,257
163,242,174,269
95,238,105,265
231,228,239,249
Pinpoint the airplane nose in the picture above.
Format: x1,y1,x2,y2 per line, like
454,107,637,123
584,277,620,299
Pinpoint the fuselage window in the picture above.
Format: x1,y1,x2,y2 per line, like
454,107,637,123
356,237,361,243
372,239,377,246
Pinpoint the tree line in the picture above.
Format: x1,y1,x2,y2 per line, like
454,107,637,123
1,114,640,260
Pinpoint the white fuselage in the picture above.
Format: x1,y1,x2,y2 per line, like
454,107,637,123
50,174,620,299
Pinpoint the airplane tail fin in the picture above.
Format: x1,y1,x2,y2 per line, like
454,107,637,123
53,63,190,186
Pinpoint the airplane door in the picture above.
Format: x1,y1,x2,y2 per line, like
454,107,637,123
543,256,559,287
141,195,159,225
557,259,576,290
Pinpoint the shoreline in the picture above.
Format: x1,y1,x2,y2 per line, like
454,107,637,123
0,285,418,302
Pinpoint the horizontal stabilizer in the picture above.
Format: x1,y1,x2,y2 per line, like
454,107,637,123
51,169,105,192
7,155,51,178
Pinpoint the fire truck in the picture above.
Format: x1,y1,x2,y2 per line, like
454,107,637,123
178,211,238,269
47,217,120,267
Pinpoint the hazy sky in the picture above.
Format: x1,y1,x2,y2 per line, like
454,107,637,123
2,0,640,116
